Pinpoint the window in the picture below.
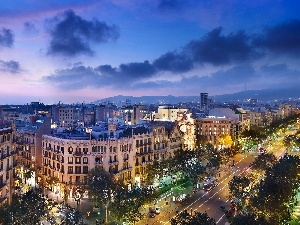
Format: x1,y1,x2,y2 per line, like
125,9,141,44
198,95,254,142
83,148,88,154
75,166,81,174
83,166,88,174
68,157,73,164
75,157,81,164
68,147,73,153
83,157,88,164
68,166,73,174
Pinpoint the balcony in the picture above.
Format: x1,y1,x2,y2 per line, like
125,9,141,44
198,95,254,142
109,170,119,175
73,152,83,156
121,166,132,172
109,160,119,165
123,158,129,162
142,160,152,165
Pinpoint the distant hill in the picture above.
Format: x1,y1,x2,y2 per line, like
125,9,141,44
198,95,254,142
93,88,300,105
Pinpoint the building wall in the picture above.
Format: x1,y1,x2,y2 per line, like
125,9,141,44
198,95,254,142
0,127,16,205
195,117,234,148
59,107,75,129
40,124,178,194
154,106,188,122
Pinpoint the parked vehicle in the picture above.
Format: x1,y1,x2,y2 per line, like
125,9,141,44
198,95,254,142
154,207,160,214
203,183,213,191
149,212,156,218
219,205,226,212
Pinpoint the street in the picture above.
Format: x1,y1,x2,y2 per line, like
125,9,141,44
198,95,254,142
145,124,298,225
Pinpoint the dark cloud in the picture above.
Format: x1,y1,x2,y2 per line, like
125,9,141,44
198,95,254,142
44,66,101,89
96,64,117,76
46,9,119,56
43,19,300,92
254,20,300,56
44,61,156,89
0,60,21,73
153,51,193,72
24,21,38,33
0,27,14,48
119,61,156,78
185,27,260,65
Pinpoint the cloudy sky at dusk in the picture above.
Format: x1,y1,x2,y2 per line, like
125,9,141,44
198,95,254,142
1,0,300,104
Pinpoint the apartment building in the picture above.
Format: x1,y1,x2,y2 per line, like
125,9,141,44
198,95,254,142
195,117,234,148
0,127,17,205
154,106,188,122
40,120,188,198
58,107,76,129
16,116,51,169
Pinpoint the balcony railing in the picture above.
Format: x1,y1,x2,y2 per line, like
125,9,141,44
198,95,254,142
121,166,132,172
73,152,83,156
109,160,119,165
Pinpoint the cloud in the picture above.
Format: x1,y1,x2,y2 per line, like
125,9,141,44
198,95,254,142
44,61,156,90
185,27,261,65
24,21,38,33
119,61,156,78
43,66,101,89
95,60,156,82
254,19,300,56
46,9,119,56
153,51,193,72
43,19,300,93
0,60,21,73
0,27,14,48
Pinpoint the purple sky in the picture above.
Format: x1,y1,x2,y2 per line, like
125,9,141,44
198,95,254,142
0,0,300,104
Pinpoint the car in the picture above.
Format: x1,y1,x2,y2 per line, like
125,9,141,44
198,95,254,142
149,212,156,218
154,207,160,214
203,183,213,191
219,205,226,212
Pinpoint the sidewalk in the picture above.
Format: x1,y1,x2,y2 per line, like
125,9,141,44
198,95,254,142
44,188,102,225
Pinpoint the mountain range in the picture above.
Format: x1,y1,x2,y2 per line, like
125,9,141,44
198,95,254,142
94,88,300,105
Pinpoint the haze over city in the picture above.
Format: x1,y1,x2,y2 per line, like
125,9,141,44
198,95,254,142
0,0,300,104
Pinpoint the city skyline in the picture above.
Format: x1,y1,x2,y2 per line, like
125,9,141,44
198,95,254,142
0,0,300,104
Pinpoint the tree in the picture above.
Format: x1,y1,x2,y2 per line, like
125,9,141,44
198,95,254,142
240,126,267,148
231,214,270,225
250,153,277,172
23,168,34,183
145,159,164,185
46,176,59,190
171,210,216,225
87,166,124,223
218,134,233,148
111,186,147,224
229,176,250,200
2,189,47,225
250,154,300,224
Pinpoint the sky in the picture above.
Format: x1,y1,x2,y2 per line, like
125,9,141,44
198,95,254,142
0,0,300,104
